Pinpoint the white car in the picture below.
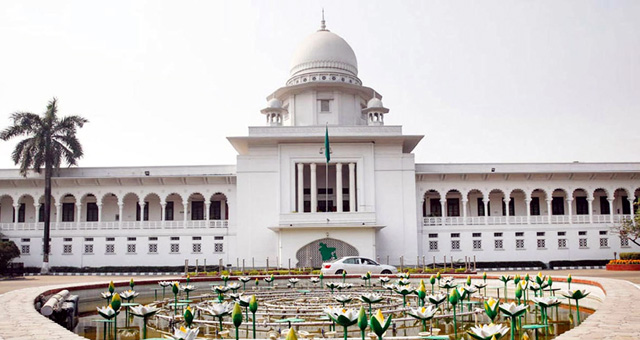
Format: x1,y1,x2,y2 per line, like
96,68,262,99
321,256,398,275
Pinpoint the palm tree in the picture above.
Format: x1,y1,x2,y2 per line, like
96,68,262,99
0,98,88,273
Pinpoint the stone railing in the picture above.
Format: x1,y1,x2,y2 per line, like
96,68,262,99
423,214,629,226
0,219,229,232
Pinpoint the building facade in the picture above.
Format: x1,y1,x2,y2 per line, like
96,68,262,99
1,21,639,270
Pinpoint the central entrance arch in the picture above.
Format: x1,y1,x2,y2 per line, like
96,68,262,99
296,238,359,268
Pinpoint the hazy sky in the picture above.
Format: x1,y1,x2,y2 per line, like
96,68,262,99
1,1,639,170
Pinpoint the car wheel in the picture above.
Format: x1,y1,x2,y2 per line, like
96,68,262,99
335,269,344,274
381,269,392,274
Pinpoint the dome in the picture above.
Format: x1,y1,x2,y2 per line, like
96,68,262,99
267,98,282,109
289,29,358,77
367,97,383,109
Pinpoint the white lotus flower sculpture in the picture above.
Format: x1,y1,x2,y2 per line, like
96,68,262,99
359,293,384,316
334,294,352,306
130,304,160,339
407,305,438,331
467,323,510,340
499,302,528,340
120,289,139,302
199,301,234,331
172,326,200,340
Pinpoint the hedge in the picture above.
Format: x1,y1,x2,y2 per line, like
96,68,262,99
620,252,640,260
548,259,609,268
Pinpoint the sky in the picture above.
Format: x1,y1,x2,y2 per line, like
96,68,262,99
0,0,639,170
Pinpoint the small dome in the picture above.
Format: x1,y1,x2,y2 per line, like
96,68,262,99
267,98,282,109
367,97,384,109
289,30,358,77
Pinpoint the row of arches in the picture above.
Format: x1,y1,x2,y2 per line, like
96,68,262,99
0,191,229,224
422,187,640,221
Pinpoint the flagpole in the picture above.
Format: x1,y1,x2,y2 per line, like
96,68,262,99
325,123,329,213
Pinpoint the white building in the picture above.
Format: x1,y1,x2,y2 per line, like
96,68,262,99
1,20,639,270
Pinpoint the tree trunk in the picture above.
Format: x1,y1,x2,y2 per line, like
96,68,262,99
41,150,52,274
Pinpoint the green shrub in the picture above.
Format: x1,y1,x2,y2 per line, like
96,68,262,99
454,268,466,273
620,252,640,260
248,270,260,275
221,270,230,276
0,240,20,272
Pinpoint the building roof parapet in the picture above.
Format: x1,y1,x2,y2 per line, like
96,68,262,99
0,164,237,180
415,162,640,175
248,125,403,137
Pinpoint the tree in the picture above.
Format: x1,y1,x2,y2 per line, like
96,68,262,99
0,98,88,273
612,201,640,247
0,237,20,274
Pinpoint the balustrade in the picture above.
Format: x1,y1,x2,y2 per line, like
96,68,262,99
0,219,229,232
421,214,629,227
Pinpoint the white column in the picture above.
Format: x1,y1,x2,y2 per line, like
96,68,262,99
56,203,62,223
161,203,166,223
183,202,189,223
34,203,39,223
310,163,318,213
336,163,343,212
13,204,19,225
76,203,82,225
525,198,531,224
567,199,573,224
139,200,146,222
297,163,304,213
221,200,227,220
462,199,468,225
205,201,211,221
608,198,615,223
587,198,594,223
483,198,489,225
97,203,102,222
118,202,123,227
440,199,446,226
628,198,636,225
546,199,552,222
348,163,356,212
504,197,510,225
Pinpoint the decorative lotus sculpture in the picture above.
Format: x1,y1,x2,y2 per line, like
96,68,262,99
499,275,512,299
199,301,234,331
532,296,561,330
396,278,410,286
159,281,176,299
264,274,275,286
483,297,500,323
359,293,383,316
428,275,436,294
334,294,352,307
325,307,359,340
227,282,241,293
379,276,390,285
120,289,139,303
221,274,230,285
289,278,300,288
361,271,372,287
369,309,392,340
172,326,199,340
449,287,461,340
310,277,320,286
561,289,590,324
326,281,340,294
407,305,437,332
213,285,230,302
415,280,427,306
427,292,447,310
393,284,415,307
249,295,258,338
337,282,353,291
498,302,528,340
130,304,160,339
467,323,510,340
238,276,251,290
232,302,243,340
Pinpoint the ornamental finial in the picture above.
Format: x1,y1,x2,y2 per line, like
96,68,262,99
320,8,327,31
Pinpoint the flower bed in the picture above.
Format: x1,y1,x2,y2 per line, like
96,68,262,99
606,259,640,271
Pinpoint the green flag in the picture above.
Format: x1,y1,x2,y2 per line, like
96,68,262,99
324,125,330,163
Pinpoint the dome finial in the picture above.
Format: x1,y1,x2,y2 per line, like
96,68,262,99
320,8,327,31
